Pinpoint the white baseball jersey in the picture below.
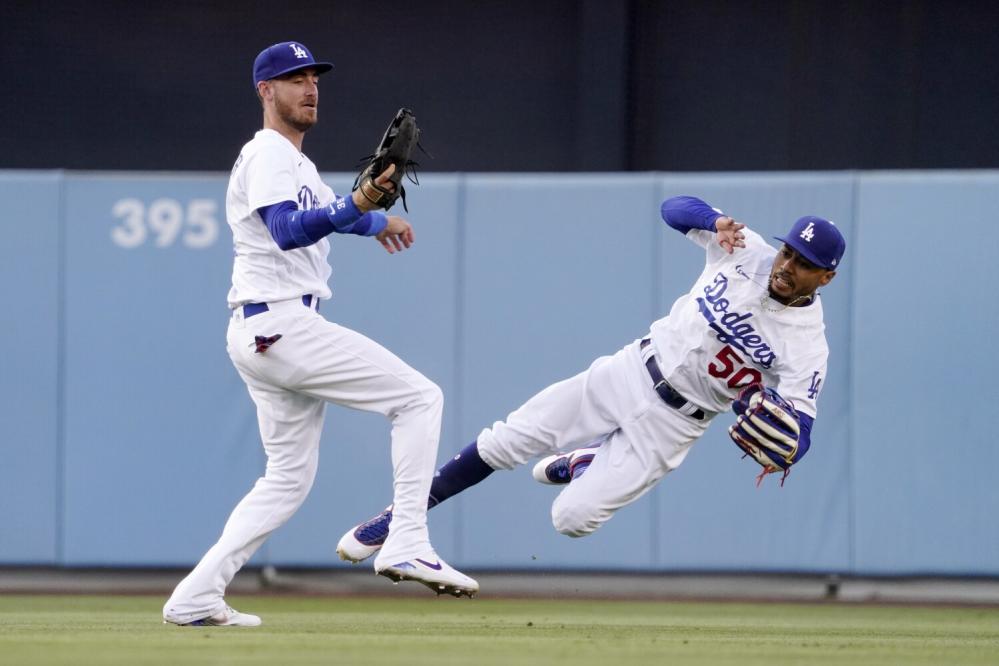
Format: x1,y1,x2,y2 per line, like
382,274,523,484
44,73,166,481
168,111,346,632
474,222,830,538
225,129,335,307
649,226,828,417
165,129,446,623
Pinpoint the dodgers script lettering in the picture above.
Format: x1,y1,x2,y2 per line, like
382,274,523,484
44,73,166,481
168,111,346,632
696,273,777,369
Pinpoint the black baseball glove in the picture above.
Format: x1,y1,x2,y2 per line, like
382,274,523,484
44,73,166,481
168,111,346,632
352,108,424,212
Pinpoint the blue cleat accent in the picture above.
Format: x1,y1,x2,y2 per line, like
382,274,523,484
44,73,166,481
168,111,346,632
531,444,603,485
355,507,392,546
376,552,479,598
541,456,572,483
337,506,392,562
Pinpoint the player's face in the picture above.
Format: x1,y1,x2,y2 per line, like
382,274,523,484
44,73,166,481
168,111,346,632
270,68,320,132
768,244,835,305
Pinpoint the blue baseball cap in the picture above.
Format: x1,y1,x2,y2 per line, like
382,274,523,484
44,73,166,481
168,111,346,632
774,216,846,270
252,41,333,88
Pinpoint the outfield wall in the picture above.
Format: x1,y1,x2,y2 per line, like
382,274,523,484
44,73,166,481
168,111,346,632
2,170,996,576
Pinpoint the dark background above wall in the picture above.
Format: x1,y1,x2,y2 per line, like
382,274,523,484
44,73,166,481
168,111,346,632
2,0,997,172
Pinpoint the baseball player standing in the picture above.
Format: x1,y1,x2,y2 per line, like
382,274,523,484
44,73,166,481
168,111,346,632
335,195,845,562
163,41,476,627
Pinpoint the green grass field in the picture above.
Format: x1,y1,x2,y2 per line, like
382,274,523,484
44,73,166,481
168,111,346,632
1,595,997,666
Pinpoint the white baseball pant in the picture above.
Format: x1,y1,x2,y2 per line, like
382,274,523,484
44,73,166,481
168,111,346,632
476,339,712,537
164,297,441,622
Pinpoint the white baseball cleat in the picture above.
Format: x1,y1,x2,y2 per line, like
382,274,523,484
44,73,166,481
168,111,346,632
532,447,598,485
163,605,262,627
336,506,392,563
376,552,479,598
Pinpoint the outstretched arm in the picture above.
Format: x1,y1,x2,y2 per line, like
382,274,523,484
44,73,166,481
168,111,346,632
258,200,387,250
661,195,746,254
256,165,406,252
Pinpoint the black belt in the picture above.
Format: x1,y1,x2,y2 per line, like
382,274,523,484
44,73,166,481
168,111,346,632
243,295,318,318
640,338,705,420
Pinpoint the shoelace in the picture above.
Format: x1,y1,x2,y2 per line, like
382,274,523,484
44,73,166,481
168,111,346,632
752,462,791,488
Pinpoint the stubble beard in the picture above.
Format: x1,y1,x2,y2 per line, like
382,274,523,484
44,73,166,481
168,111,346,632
275,96,317,133
767,269,793,305
767,275,813,307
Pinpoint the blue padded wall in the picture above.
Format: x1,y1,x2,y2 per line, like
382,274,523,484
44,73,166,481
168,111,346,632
2,169,997,575
59,174,262,566
0,172,62,564
851,172,999,575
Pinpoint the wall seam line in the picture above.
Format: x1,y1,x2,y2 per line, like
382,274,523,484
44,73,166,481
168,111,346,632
846,170,861,575
55,170,67,566
453,173,468,562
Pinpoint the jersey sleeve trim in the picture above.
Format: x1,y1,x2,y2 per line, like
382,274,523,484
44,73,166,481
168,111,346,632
257,196,387,251
661,196,723,234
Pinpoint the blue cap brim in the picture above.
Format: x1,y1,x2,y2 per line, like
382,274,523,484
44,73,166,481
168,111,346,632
773,235,833,270
258,61,334,84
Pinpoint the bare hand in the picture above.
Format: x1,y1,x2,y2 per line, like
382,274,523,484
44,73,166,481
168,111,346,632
372,163,397,192
715,216,746,254
376,214,414,254
352,164,398,212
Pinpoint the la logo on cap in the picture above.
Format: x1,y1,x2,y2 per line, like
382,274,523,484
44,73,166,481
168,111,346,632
290,43,308,59
800,222,815,242
774,215,846,270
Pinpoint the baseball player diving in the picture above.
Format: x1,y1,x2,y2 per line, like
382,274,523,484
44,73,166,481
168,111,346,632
163,41,476,628
336,195,846,571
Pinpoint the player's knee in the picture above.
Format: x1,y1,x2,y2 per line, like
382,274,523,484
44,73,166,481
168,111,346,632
550,499,598,538
390,376,442,427
264,457,319,501
426,381,443,409
413,378,443,411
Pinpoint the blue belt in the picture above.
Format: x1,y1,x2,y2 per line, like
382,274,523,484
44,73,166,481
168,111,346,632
639,338,705,420
243,295,318,318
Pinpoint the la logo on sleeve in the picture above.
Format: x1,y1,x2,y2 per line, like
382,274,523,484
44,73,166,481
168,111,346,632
808,371,822,399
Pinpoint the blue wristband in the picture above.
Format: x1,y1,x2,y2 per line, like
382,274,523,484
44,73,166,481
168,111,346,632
259,196,385,250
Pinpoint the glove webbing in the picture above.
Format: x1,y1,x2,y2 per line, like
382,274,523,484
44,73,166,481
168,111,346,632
355,142,429,212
